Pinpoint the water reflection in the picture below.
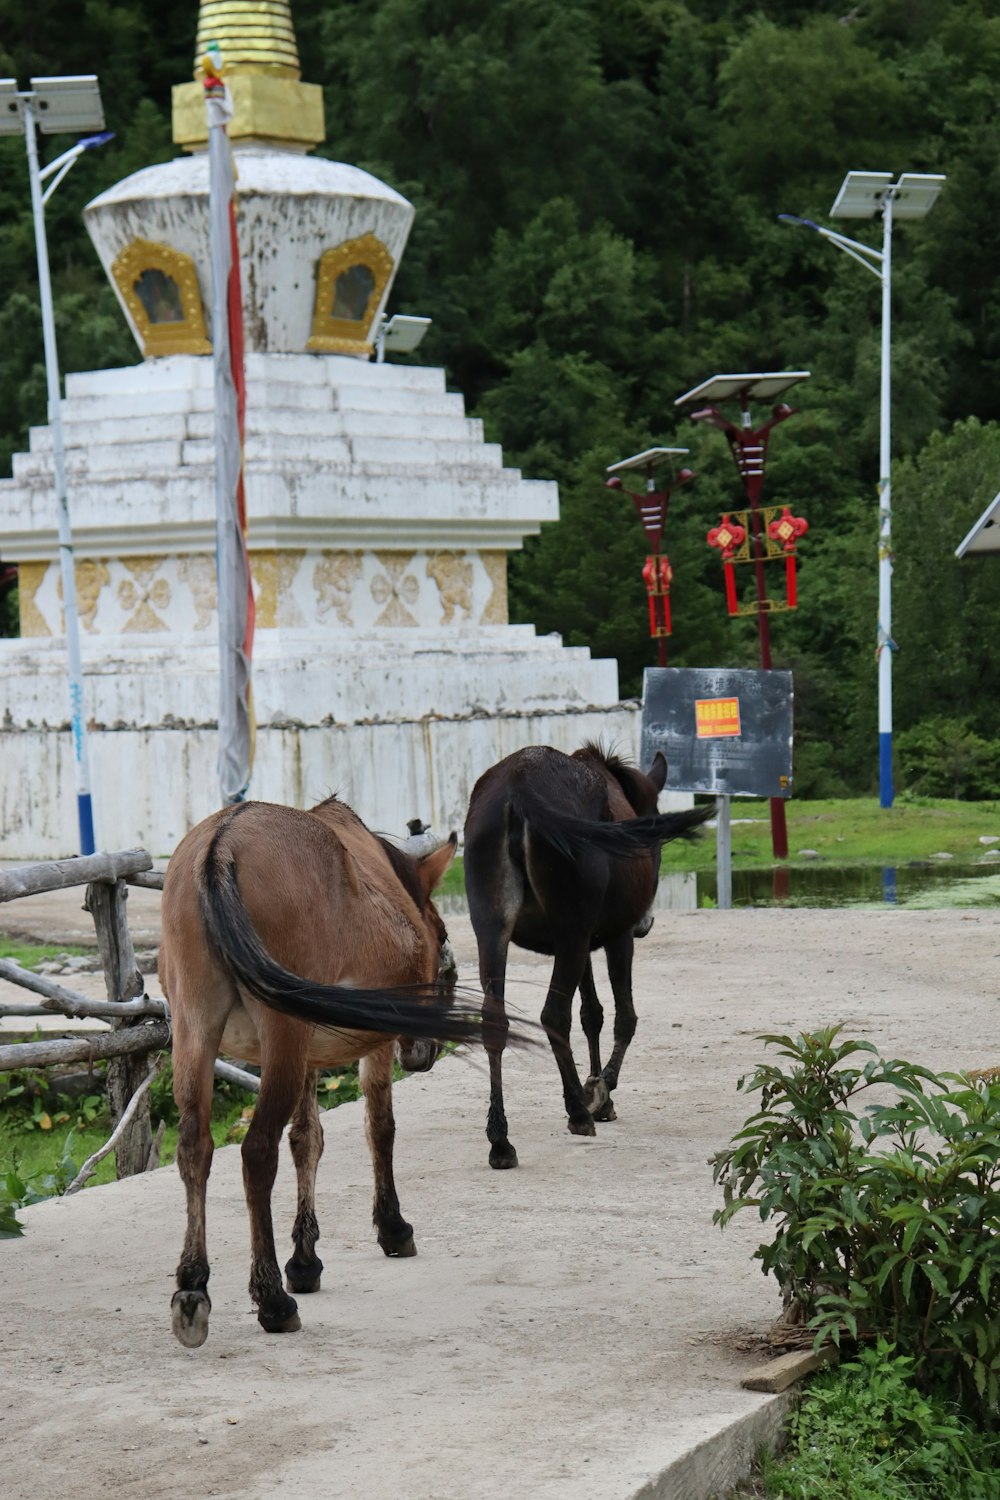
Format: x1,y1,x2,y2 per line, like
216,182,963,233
437,863,1000,915
696,862,1000,910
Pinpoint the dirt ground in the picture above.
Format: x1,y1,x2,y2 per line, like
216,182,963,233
2,895,998,1500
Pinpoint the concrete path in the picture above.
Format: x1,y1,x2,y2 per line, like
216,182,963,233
2,894,997,1500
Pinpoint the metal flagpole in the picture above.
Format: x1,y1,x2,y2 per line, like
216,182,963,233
23,96,96,853
204,48,254,805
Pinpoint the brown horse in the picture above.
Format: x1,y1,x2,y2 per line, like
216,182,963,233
463,743,712,1168
158,795,486,1347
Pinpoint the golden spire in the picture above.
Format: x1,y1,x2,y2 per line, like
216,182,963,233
194,1,301,78
172,1,324,152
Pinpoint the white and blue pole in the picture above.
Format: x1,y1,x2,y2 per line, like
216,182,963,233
23,98,97,852
877,194,894,808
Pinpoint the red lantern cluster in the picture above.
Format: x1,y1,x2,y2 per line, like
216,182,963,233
706,514,747,615
642,554,672,637
766,506,809,609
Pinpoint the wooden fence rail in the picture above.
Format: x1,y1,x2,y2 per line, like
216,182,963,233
0,851,259,1182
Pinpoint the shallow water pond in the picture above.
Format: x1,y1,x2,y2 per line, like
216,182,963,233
436,861,1000,915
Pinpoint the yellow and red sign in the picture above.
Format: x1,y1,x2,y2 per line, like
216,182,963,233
695,697,741,738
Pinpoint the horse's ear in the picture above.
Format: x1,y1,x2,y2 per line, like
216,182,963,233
647,751,667,792
417,831,458,895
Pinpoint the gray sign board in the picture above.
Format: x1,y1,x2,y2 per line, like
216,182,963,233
640,667,794,798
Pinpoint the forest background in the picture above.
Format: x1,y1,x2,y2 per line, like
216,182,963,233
0,0,998,799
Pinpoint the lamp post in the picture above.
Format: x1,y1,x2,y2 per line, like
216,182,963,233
605,447,694,667
780,170,945,809
0,76,113,854
675,372,810,861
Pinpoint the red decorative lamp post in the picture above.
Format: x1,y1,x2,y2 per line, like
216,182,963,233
605,447,695,667
675,372,811,860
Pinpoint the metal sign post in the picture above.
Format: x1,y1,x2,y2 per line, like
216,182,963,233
640,667,794,908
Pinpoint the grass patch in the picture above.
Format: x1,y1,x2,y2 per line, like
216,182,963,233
661,796,1000,874
0,940,93,969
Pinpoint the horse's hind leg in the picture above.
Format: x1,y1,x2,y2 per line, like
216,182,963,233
285,1068,324,1294
473,921,517,1170
598,931,638,1119
579,959,614,1122
171,1014,222,1348
242,1033,307,1333
541,944,598,1137
361,1042,416,1257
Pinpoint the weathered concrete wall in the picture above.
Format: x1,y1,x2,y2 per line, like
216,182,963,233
0,700,646,859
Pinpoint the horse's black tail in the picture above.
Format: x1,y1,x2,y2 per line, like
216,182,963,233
513,793,715,863
198,853,491,1048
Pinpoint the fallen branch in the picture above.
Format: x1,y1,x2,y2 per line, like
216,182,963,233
0,1022,169,1072
0,849,152,903
0,958,164,1018
64,1056,163,1195
214,1058,261,1094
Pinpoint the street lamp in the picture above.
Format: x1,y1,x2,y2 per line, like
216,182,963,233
605,447,694,667
780,169,946,808
675,371,810,861
0,76,113,855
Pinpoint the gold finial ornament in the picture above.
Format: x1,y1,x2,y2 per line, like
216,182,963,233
194,1,301,78
172,1,324,152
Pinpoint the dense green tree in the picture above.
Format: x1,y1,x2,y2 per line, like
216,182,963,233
1,0,1000,796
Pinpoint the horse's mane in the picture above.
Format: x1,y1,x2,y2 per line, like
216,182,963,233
576,739,652,814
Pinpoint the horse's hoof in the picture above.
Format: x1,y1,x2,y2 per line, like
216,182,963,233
567,1116,597,1137
171,1288,211,1348
258,1301,302,1334
584,1074,610,1117
285,1262,322,1294
595,1100,618,1122
489,1141,518,1170
381,1236,417,1258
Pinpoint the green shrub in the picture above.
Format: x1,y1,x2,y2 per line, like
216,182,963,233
897,717,1000,800
757,1342,1000,1499
712,1027,1000,1417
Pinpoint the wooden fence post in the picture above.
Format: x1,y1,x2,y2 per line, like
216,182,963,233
85,877,154,1177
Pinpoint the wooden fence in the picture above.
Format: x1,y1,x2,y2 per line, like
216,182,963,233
0,849,258,1187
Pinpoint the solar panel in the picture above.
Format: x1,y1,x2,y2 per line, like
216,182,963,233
674,373,810,407
891,173,946,220
830,171,894,219
29,76,105,134
380,315,431,354
956,490,1000,557
607,447,689,475
0,80,24,136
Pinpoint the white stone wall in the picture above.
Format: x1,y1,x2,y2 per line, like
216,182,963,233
0,705,654,860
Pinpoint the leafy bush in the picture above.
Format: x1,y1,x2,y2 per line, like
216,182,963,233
757,1342,1000,1499
0,1132,82,1238
712,1027,1000,1417
897,717,1000,801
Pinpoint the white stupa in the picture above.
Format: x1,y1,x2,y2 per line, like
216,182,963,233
0,1,639,858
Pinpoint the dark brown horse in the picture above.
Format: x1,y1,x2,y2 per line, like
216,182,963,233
464,743,712,1168
158,795,486,1347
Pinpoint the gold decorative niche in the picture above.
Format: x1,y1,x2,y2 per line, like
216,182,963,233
111,239,211,357
307,234,394,355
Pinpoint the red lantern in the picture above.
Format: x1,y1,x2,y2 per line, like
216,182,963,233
706,514,747,616
642,553,672,637
766,506,809,609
